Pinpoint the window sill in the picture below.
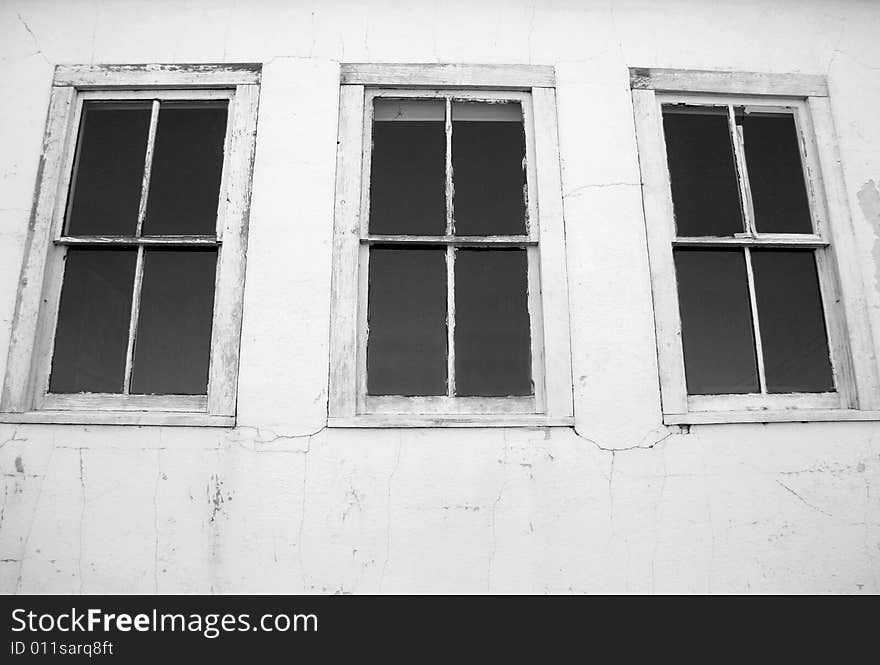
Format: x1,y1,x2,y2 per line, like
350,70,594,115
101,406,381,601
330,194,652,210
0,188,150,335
664,409,880,425
328,414,575,428
0,410,234,427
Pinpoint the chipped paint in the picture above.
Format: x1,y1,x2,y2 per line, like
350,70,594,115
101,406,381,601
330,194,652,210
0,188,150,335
856,179,880,294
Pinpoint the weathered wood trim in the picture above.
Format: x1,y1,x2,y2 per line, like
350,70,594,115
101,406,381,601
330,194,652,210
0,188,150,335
531,87,573,419
54,63,261,88
361,235,536,246
808,96,880,409
671,235,828,248
742,248,769,394
1,86,75,412
328,415,575,428
341,63,555,88
56,235,220,246
521,93,545,413
665,410,880,425
206,83,260,417
629,68,828,97
122,246,146,394
0,411,233,427
42,393,207,412
688,392,840,412
365,395,536,415
328,85,366,419
630,88,689,415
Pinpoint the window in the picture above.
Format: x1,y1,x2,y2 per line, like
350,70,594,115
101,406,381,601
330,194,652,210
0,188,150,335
0,64,261,426
631,68,880,424
328,64,573,427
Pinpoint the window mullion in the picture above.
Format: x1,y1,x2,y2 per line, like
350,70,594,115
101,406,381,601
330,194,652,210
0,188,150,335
445,96,456,397
727,104,757,236
125,99,157,395
122,245,146,395
743,246,768,394
135,99,160,236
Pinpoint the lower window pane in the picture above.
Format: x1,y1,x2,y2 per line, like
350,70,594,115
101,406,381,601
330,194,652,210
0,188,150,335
674,248,759,394
367,247,447,396
130,248,217,395
751,249,834,393
50,248,137,393
455,249,532,397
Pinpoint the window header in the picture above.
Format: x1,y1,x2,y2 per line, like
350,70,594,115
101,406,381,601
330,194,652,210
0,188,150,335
53,63,262,89
340,63,555,89
629,67,828,98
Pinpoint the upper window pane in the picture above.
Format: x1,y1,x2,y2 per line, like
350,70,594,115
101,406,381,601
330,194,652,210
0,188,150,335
451,102,527,236
142,101,228,236
740,113,813,234
663,108,743,237
369,99,446,235
65,102,151,236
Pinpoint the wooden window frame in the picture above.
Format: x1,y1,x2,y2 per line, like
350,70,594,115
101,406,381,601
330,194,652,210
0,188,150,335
631,68,880,425
0,64,261,427
328,64,574,428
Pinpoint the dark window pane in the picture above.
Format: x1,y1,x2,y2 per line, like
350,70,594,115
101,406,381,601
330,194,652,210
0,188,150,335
66,103,151,235
674,249,759,394
751,250,833,393
143,102,228,236
452,102,526,235
130,249,217,395
49,249,137,393
367,247,447,395
741,114,813,234
455,249,531,396
663,109,743,236
369,99,446,235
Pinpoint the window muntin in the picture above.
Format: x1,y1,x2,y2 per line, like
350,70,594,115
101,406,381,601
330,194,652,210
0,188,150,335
662,101,837,402
48,96,229,400
357,89,544,416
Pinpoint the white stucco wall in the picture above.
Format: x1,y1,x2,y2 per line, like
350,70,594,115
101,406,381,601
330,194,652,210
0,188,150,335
1,0,879,593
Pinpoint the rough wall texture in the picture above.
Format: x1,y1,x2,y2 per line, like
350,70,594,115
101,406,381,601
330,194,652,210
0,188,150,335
1,0,879,593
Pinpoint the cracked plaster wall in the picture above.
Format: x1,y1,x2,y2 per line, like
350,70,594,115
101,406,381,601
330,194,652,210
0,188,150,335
1,0,879,593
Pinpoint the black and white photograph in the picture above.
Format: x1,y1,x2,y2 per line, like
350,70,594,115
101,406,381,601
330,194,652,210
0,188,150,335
0,0,878,639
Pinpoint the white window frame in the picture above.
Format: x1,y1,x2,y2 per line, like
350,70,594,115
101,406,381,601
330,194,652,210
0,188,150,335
631,67,880,424
328,64,574,428
0,64,261,427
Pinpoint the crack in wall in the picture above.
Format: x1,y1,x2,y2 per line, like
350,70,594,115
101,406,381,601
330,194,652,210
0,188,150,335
153,442,161,594
0,428,27,450
379,436,403,593
77,448,85,594
297,434,313,591
14,10,49,65
13,432,56,594
776,479,836,519
487,431,509,592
